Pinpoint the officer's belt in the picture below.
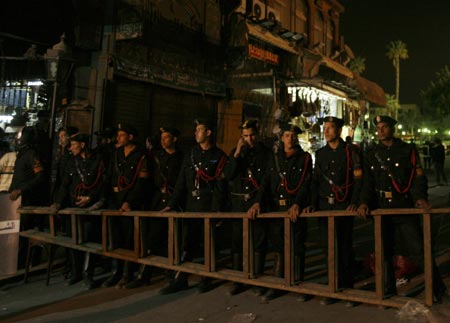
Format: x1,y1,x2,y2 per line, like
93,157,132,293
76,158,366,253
377,190,393,199
231,191,256,200
273,198,294,207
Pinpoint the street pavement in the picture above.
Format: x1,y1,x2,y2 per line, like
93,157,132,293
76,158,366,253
1,164,450,323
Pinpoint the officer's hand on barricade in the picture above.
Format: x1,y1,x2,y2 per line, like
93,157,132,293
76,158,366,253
247,202,260,219
415,199,431,210
49,203,61,213
346,204,358,212
120,202,131,212
303,206,315,213
288,204,300,222
356,203,370,219
9,189,21,201
161,206,171,212
75,196,90,207
87,198,105,211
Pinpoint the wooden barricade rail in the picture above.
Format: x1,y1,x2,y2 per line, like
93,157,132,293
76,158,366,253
17,206,450,308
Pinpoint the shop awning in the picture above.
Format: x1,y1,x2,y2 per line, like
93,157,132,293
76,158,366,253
246,22,299,55
303,49,353,79
353,75,387,106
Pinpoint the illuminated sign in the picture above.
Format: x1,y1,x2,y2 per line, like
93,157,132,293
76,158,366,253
248,44,279,65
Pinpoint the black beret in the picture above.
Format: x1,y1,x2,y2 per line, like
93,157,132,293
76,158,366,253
118,123,138,136
239,119,258,131
322,116,344,128
63,126,79,137
373,115,397,127
194,119,214,130
279,122,302,135
69,133,90,144
94,126,117,137
160,127,180,137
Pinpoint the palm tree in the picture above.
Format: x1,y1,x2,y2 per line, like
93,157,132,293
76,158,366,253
349,56,366,75
386,40,409,119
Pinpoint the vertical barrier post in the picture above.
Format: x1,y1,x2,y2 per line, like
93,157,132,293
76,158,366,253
134,215,140,257
168,217,175,265
102,213,108,252
328,216,337,292
284,217,292,286
374,216,384,300
423,212,433,306
204,218,211,272
243,217,250,278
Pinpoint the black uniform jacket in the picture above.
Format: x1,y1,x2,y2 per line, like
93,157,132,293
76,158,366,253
169,144,227,212
55,151,106,208
224,142,272,212
311,139,363,210
150,148,184,210
256,145,312,211
360,138,427,209
109,145,150,209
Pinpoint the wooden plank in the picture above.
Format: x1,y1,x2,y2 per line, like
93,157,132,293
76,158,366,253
284,217,291,286
70,214,77,244
328,216,336,293
174,218,180,265
422,213,433,306
102,215,108,252
204,218,211,272
168,217,174,265
243,218,249,278
134,216,140,258
77,214,83,244
374,216,384,300
49,214,55,237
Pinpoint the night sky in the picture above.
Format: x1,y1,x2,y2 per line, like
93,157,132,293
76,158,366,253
340,0,450,105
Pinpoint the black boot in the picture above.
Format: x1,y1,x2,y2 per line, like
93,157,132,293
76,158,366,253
261,253,285,302
294,255,312,302
115,261,135,289
159,272,189,295
124,265,152,289
252,252,266,296
102,259,123,287
82,252,97,290
229,253,246,295
66,250,82,286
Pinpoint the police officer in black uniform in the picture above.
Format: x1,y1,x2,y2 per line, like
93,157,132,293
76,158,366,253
305,116,362,306
124,126,183,289
51,133,106,289
224,120,272,295
248,122,312,301
357,115,448,303
102,123,150,289
159,119,228,294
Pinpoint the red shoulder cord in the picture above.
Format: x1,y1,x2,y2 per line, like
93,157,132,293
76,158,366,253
391,149,416,194
117,155,146,191
332,145,352,203
75,161,104,197
280,153,311,195
244,176,260,190
196,155,227,182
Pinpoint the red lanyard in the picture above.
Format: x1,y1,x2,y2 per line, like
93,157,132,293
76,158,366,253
391,149,416,194
279,153,310,195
